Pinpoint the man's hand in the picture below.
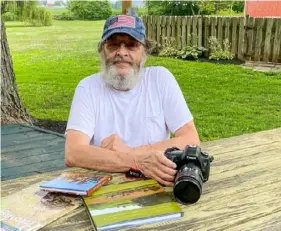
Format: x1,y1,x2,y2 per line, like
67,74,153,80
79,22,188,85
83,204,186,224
101,134,132,153
101,135,177,186
132,147,177,186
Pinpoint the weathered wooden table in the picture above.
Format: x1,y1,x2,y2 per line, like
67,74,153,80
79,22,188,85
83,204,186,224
1,128,281,231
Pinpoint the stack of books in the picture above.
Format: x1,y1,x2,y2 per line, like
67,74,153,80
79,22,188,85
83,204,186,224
1,173,184,231
83,179,183,231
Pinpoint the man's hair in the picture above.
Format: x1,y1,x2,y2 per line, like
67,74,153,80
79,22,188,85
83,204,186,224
144,39,155,55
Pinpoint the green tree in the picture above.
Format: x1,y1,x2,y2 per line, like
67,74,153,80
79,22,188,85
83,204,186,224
145,0,200,16
232,1,244,13
1,0,52,26
67,0,112,20
198,1,244,15
198,1,216,15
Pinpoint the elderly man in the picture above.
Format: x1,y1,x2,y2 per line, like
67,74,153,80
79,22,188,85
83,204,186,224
65,15,200,186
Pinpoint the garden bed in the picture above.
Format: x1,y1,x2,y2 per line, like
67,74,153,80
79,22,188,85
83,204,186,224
34,119,66,134
198,58,244,65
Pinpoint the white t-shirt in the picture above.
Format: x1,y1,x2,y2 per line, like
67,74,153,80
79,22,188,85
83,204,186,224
66,66,193,147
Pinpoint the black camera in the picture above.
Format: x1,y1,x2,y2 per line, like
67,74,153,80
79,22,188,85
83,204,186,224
164,145,214,204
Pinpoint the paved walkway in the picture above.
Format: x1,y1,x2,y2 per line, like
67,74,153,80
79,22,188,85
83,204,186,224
241,61,281,72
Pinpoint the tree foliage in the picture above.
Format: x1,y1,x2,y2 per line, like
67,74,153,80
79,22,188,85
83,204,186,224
232,1,244,13
67,0,112,20
1,0,52,26
145,0,200,16
145,0,245,16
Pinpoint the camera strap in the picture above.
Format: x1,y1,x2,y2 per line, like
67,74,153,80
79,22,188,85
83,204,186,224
125,168,147,180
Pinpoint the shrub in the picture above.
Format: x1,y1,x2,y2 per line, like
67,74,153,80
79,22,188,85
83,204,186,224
159,37,206,60
2,1,52,26
159,37,179,57
23,7,52,26
159,46,179,57
54,11,76,20
232,2,245,13
145,1,200,16
177,45,207,60
2,12,17,21
67,0,112,20
208,36,233,60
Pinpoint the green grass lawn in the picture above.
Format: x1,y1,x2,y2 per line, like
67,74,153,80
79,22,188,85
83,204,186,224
5,20,281,141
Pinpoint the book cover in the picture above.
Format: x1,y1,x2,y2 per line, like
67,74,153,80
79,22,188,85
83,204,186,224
83,179,184,231
40,173,112,196
0,182,81,231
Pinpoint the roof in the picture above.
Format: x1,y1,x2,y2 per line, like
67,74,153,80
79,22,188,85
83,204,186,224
1,124,66,181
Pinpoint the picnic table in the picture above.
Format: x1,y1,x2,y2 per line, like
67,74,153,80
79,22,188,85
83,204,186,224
1,128,281,231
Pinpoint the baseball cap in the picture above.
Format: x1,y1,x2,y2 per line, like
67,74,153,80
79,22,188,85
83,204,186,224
98,15,146,49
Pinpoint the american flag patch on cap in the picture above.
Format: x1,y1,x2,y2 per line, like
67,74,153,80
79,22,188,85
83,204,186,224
109,15,136,29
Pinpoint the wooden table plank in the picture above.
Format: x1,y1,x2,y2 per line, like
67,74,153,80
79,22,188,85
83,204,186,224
1,128,281,231
1,150,64,169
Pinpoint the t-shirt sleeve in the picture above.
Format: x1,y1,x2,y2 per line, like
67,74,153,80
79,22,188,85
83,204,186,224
65,83,95,139
160,67,193,133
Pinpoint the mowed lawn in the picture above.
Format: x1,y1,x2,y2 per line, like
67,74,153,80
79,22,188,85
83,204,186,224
5,20,281,141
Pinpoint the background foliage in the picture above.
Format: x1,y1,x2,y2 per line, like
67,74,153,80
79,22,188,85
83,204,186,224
145,0,244,16
67,0,112,20
1,0,52,26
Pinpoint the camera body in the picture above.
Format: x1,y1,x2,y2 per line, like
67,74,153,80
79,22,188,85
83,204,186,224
164,145,214,204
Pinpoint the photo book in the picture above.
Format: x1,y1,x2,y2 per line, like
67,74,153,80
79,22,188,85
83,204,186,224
40,172,112,196
1,182,81,231
82,179,184,231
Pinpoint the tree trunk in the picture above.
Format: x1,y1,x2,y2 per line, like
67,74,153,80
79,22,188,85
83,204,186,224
1,19,33,124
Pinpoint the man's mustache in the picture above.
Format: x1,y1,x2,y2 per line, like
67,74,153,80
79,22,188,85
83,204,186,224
107,57,133,66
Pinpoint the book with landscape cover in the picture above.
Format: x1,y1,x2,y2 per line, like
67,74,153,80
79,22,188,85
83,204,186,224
40,173,112,196
82,179,184,231
1,182,81,231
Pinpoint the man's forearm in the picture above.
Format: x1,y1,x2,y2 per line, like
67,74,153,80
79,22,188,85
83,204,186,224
65,145,133,172
134,135,200,153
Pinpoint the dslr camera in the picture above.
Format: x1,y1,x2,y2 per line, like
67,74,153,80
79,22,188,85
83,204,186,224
164,145,214,204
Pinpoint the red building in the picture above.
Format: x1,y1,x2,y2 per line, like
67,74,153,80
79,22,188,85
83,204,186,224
245,0,281,17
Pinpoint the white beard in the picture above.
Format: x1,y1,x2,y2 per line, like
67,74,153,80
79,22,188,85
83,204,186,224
100,54,146,91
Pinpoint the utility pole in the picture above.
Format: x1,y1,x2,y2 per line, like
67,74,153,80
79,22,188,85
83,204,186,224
122,0,132,15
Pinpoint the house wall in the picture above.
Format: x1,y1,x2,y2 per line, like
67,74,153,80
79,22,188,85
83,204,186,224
245,0,281,17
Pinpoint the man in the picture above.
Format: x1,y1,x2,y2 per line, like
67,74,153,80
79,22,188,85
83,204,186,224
65,15,200,186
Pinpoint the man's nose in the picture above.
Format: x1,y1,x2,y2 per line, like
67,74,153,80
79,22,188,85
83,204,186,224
116,43,128,57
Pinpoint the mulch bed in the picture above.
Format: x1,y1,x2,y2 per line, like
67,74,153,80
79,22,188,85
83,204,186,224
34,119,67,134
197,58,244,65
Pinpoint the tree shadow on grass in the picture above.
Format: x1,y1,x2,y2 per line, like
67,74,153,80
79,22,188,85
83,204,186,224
34,119,67,135
5,24,38,28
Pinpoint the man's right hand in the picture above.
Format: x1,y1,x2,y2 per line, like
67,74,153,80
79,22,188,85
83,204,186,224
131,148,177,187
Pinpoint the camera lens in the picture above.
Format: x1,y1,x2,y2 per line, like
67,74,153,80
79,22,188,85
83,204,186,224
173,163,203,204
